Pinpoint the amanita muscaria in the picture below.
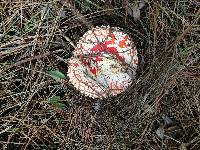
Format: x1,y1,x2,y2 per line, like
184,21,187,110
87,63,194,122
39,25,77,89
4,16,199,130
67,26,138,98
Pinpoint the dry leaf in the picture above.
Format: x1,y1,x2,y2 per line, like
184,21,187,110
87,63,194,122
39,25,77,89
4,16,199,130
138,2,145,9
179,143,187,150
162,114,173,125
127,1,145,21
93,101,101,111
156,126,164,139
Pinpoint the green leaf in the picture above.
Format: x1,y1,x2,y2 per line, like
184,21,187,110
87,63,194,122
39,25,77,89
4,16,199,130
48,96,60,104
48,70,66,81
7,127,21,133
48,96,66,110
178,43,200,56
55,103,66,109
12,128,21,133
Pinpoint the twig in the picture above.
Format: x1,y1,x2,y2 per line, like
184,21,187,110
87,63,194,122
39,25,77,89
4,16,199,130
1,50,63,72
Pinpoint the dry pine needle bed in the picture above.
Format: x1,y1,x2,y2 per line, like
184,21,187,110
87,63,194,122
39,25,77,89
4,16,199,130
0,0,200,149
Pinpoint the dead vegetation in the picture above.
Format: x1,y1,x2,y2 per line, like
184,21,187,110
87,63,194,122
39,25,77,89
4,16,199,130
0,0,200,149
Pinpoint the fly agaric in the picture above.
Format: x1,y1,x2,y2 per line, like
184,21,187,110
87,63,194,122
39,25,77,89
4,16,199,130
67,26,138,98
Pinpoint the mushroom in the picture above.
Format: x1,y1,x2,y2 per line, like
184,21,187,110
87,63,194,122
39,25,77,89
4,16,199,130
67,26,138,98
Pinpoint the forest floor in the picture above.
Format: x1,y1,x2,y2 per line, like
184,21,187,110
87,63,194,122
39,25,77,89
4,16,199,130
0,0,200,149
